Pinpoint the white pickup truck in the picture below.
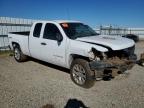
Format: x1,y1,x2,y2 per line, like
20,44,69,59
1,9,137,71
8,20,144,88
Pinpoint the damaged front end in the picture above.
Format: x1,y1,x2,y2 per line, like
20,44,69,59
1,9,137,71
88,46,144,80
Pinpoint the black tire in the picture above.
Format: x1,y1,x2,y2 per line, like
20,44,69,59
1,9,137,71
13,46,27,62
70,59,95,88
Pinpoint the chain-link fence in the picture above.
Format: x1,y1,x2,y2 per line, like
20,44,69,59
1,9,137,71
96,26,144,40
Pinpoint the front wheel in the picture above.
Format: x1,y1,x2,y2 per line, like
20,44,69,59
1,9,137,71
14,46,27,62
70,59,95,88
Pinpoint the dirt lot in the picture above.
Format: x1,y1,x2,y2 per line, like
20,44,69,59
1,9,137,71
0,41,144,108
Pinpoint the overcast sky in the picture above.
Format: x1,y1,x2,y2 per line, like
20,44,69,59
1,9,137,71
0,0,144,28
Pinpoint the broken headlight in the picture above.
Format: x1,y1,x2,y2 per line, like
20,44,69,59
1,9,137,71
88,48,106,61
88,50,95,60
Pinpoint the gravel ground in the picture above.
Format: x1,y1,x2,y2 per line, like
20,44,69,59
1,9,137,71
0,41,144,108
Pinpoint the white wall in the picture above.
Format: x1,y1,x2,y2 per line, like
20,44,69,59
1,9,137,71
0,17,36,48
0,17,35,35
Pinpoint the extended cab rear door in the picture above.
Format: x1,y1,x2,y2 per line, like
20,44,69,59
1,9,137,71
29,23,43,60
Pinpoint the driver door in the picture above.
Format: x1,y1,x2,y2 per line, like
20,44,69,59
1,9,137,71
40,23,66,67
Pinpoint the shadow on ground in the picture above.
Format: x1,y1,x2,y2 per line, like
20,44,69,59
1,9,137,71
41,98,89,108
28,57,70,74
64,98,89,108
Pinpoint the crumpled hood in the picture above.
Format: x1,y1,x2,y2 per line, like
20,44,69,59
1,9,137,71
76,35,135,50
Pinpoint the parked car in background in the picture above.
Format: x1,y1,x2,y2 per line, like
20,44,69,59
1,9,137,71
122,34,139,42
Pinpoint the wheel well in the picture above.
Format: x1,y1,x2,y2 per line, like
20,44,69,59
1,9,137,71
69,54,89,66
12,42,20,48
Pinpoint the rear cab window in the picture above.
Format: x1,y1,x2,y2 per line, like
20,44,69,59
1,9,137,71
33,23,42,38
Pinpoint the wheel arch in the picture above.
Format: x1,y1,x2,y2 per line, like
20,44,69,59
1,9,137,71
69,54,89,68
12,42,27,62
12,42,20,49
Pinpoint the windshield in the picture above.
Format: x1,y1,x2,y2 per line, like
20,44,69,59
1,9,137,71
60,23,99,39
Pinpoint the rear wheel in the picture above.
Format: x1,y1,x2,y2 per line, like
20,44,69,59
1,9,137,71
70,59,95,88
14,46,27,62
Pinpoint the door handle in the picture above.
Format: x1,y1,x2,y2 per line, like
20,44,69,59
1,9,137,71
41,42,47,45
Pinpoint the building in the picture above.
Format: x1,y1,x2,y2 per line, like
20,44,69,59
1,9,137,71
0,17,36,36
0,17,36,49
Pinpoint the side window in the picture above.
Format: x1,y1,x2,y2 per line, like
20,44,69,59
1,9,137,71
33,23,42,37
43,23,61,40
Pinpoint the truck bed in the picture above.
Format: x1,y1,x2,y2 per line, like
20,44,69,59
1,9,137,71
8,32,30,56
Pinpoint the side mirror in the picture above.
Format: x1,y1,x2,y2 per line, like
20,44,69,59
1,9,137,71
56,33,63,42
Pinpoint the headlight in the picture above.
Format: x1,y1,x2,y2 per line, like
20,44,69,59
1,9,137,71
88,48,107,61
88,50,101,61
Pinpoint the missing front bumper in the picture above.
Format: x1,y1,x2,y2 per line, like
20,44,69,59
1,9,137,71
89,54,144,78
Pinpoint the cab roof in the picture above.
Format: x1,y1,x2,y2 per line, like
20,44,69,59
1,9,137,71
33,20,81,24
53,20,81,23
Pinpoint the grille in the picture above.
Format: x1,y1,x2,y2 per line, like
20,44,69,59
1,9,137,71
106,45,135,58
123,45,135,55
